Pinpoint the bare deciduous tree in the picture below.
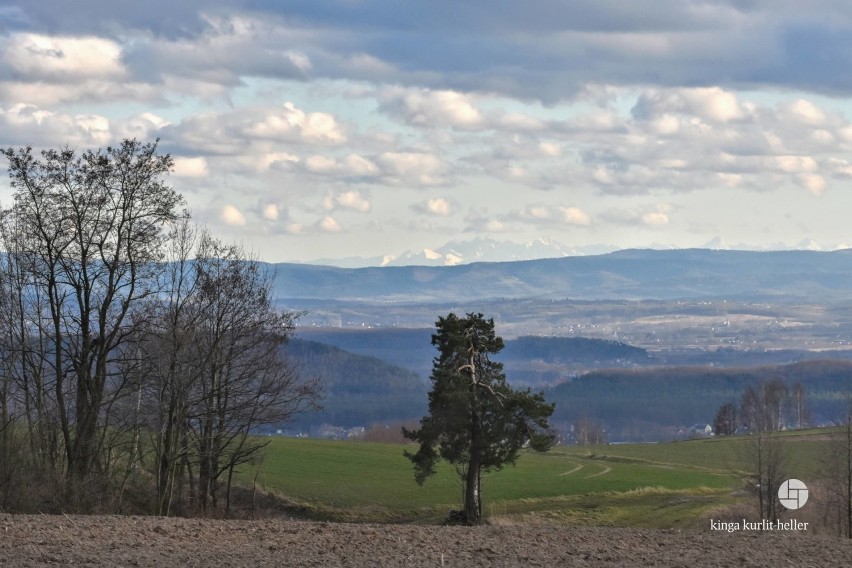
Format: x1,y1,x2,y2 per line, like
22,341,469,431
2,140,185,498
741,430,789,523
574,414,606,445
822,407,852,538
137,230,321,516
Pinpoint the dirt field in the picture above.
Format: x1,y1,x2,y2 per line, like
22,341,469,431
2,515,851,567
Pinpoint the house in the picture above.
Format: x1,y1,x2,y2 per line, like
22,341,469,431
691,424,713,438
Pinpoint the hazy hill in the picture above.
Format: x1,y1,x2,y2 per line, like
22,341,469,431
296,329,650,383
284,335,852,441
283,338,427,431
546,359,852,441
271,248,852,302
503,336,648,364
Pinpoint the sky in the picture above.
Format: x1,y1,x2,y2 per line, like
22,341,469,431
4,1,852,264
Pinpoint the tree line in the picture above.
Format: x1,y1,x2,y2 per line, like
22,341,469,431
0,140,320,515
714,379,808,437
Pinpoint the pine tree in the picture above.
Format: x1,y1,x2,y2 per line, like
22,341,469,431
403,312,555,524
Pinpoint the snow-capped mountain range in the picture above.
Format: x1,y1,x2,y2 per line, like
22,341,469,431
301,236,852,268
307,237,616,268
381,237,617,267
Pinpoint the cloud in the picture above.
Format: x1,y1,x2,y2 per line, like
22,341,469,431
632,87,745,123
464,209,510,233
303,153,380,177
602,203,673,227
379,87,484,129
642,210,670,226
317,216,343,232
172,156,208,178
7,3,852,262
799,173,826,196
560,207,592,226
785,99,828,125
412,197,454,216
511,204,593,227
322,190,371,213
376,152,446,186
262,203,280,221
243,102,345,144
9,3,852,104
2,34,125,81
220,204,246,226
0,103,111,146
165,101,347,156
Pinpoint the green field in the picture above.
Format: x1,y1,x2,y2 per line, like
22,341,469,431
235,432,834,526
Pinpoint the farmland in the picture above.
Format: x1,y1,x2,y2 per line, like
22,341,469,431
238,432,832,527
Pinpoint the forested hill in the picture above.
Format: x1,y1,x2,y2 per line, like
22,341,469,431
283,339,427,431
545,359,852,440
503,336,648,363
295,328,650,382
283,337,852,441
272,248,852,302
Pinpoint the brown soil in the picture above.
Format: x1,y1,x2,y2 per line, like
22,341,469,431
2,515,851,567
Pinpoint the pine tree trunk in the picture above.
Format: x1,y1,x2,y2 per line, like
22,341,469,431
465,363,482,525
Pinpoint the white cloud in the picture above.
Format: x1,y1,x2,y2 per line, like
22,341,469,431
306,155,338,173
318,216,343,232
538,141,562,157
602,203,672,227
114,112,170,141
304,154,380,177
642,204,672,226
324,190,371,213
642,211,670,226
560,207,592,226
528,205,551,220
3,34,125,81
221,204,247,226
484,219,506,232
0,80,163,106
380,87,484,129
0,104,111,146
775,155,818,174
785,99,827,125
650,114,680,135
262,204,280,221
377,152,445,186
799,174,826,196
343,154,380,176
172,156,208,178
634,87,744,123
7,6,852,262
412,197,454,217
244,102,346,144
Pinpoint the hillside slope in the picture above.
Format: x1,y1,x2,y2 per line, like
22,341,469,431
283,339,428,431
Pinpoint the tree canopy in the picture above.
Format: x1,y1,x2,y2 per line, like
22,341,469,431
403,312,554,524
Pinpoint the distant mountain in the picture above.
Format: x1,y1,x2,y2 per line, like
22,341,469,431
272,248,852,303
296,238,852,268
295,237,615,268
381,237,614,267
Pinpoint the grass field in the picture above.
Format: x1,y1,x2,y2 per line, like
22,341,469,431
238,429,836,526
238,431,837,526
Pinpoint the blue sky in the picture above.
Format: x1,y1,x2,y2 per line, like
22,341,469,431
3,1,852,263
